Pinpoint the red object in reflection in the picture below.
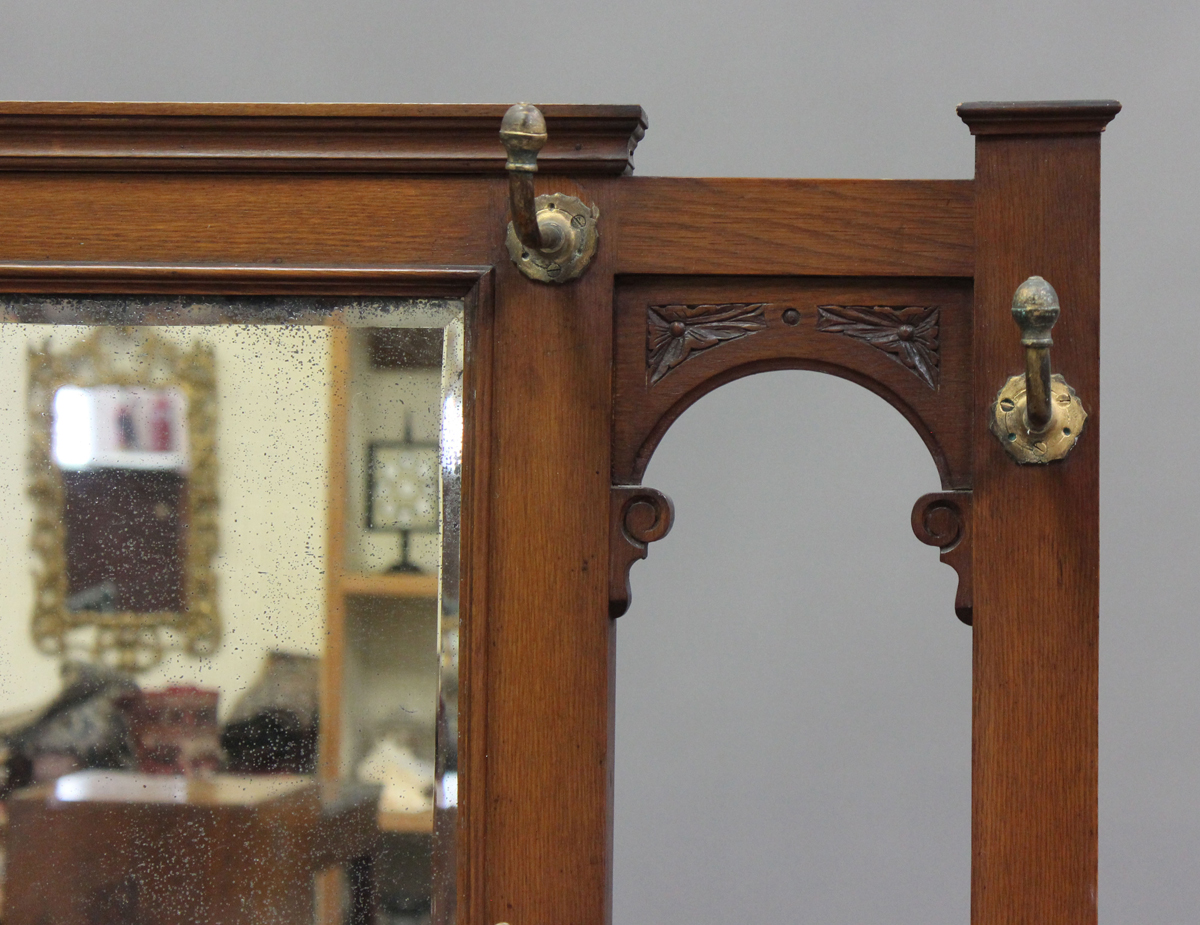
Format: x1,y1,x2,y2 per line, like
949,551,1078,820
150,395,174,451
119,686,223,774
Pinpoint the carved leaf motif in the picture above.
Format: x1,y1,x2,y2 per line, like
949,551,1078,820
647,303,768,384
816,304,940,389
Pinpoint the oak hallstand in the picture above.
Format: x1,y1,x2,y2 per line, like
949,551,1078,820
0,99,1117,925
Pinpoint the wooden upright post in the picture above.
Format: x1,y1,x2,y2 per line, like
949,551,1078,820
483,174,618,925
960,100,1118,925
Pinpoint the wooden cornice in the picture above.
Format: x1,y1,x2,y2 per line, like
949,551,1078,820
957,100,1121,136
0,102,648,175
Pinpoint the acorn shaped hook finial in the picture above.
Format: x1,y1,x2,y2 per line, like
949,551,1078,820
1012,275,1061,348
499,102,548,173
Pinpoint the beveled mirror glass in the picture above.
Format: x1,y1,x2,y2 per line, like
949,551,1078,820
0,296,465,925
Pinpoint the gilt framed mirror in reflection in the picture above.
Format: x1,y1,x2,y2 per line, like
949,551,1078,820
0,295,468,925
27,326,219,670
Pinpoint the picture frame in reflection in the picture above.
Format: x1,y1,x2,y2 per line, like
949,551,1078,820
367,433,440,575
53,384,188,472
367,441,440,533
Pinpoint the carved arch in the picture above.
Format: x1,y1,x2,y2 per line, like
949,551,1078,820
623,355,960,488
609,277,974,620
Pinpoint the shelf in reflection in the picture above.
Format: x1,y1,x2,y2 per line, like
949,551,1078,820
339,572,439,598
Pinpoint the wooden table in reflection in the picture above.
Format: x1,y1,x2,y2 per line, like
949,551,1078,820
6,771,380,925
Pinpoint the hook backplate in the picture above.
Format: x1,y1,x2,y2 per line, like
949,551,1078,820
990,372,1086,464
505,194,598,283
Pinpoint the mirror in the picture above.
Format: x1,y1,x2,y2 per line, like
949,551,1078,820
0,297,466,925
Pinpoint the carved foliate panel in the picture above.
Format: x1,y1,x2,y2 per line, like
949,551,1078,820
647,303,769,383
616,279,972,488
611,278,972,621
816,304,940,389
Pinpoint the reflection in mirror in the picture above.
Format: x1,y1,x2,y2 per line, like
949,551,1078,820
28,327,219,670
0,298,464,925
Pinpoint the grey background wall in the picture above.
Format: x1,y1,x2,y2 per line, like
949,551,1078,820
3,0,1196,921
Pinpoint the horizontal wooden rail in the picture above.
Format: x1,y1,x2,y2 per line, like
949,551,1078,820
616,177,974,277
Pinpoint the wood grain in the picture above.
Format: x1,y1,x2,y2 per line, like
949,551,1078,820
958,100,1121,136
967,110,1113,924
616,177,974,277
0,177,969,280
0,102,647,175
482,175,616,925
0,175,498,267
457,271,495,925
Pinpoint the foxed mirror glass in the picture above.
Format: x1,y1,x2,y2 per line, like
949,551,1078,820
0,296,465,925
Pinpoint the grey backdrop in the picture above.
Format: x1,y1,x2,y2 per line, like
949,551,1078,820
3,0,1196,921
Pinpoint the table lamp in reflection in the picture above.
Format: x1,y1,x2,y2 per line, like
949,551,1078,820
367,417,439,573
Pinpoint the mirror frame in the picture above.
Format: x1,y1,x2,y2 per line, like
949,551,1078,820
0,262,494,925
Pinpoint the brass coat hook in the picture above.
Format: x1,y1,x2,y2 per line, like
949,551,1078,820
499,103,599,283
990,275,1087,463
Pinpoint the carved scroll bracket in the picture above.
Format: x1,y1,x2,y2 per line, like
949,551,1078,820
911,490,973,625
609,485,674,618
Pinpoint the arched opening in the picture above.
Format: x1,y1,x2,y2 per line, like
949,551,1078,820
613,369,970,924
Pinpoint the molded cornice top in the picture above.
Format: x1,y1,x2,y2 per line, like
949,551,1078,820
957,100,1121,135
0,102,648,175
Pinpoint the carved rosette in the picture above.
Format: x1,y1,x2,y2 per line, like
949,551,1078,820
647,303,768,384
816,305,940,389
609,485,674,617
911,491,973,625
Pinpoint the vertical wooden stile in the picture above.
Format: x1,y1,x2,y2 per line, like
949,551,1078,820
484,176,617,925
960,101,1118,925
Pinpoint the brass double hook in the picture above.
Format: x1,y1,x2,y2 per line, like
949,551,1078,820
499,103,599,284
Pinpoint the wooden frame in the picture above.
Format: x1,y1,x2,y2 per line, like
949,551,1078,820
0,100,1114,925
